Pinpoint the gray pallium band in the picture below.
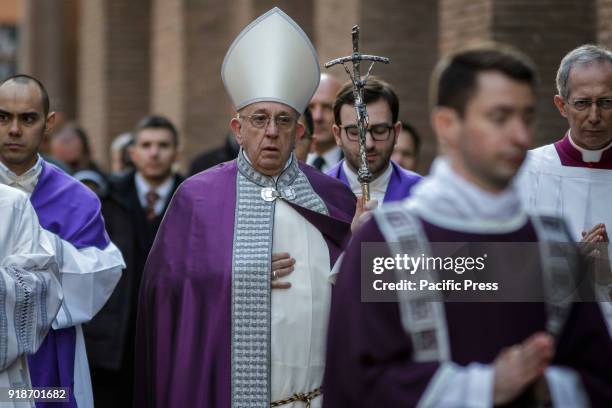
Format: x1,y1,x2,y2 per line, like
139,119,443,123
231,151,327,407
375,204,451,362
531,214,576,339
375,206,576,362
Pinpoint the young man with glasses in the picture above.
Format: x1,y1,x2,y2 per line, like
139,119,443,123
518,44,612,332
327,78,421,204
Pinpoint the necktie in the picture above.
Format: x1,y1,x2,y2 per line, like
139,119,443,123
145,190,160,220
312,156,326,171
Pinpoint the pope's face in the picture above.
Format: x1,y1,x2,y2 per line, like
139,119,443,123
231,102,303,176
437,71,536,192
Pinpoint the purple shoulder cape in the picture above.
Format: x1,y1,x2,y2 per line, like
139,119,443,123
326,159,421,202
324,217,612,407
28,161,110,408
134,160,355,408
554,131,612,169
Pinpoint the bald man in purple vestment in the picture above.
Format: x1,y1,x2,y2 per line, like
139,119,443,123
327,78,421,204
0,75,124,408
518,44,612,332
325,45,612,407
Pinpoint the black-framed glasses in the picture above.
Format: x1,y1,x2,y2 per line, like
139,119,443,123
566,98,612,111
238,113,297,130
340,124,394,142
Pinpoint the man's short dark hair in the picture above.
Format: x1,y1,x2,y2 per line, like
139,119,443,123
333,77,399,125
430,44,538,116
134,114,179,145
401,122,421,154
0,74,50,116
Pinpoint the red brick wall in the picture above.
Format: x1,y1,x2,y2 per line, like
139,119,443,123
492,0,595,147
359,0,439,174
440,0,492,56
18,0,78,117
439,0,596,150
79,0,151,168
314,0,358,70
316,1,438,174
151,0,185,138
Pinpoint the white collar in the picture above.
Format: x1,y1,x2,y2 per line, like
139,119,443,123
0,155,43,195
241,149,292,181
135,172,175,209
404,157,527,233
568,129,612,163
342,160,392,202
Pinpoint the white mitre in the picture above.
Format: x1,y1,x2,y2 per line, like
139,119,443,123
221,7,320,114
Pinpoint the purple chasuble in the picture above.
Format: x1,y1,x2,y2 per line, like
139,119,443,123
554,131,612,169
134,160,355,408
326,160,421,202
28,161,110,408
324,217,612,407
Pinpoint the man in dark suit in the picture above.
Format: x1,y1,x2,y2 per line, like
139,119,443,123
188,131,240,176
84,114,184,408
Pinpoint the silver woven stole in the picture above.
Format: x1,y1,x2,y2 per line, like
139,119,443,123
531,214,576,339
231,152,327,407
374,204,451,362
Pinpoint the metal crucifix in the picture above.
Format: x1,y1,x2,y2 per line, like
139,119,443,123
325,25,390,202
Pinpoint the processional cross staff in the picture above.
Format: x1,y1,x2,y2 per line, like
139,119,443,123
325,25,390,201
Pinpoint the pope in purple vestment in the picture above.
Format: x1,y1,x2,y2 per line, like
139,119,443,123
134,159,355,407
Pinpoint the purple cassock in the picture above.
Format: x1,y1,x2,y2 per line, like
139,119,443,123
326,160,421,202
554,131,612,169
324,216,612,407
134,160,356,408
27,161,110,408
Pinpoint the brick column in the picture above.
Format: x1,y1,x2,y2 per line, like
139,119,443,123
18,0,78,118
151,0,246,171
597,0,612,47
78,0,151,169
439,0,492,55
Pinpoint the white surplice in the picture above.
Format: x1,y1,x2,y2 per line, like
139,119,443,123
270,200,331,407
517,142,612,334
0,159,124,408
0,185,63,408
